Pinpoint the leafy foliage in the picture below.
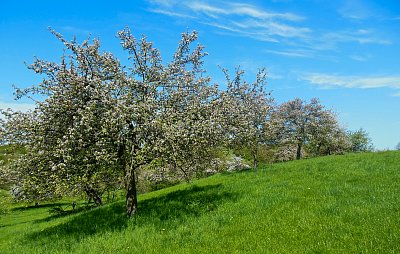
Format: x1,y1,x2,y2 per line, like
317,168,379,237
220,67,272,168
272,98,349,160
348,128,374,152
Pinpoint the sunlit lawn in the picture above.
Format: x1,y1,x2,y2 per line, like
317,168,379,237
1,151,399,253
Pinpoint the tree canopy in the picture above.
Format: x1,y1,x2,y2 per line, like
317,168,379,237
0,28,224,217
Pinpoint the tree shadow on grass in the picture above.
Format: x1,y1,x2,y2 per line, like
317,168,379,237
135,184,238,229
24,201,127,247
25,184,238,246
33,204,99,224
1,202,76,228
11,202,68,211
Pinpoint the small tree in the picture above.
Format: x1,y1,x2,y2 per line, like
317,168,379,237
274,98,337,160
307,109,351,156
219,67,272,168
395,142,400,151
348,128,374,152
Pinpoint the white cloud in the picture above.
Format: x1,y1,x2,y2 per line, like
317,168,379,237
258,21,311,38
219,19,311,40
187,1,228,16
301,73,400,91
338,1,373,20
150,9,196,19
147,0,391,52
268,73,284,80
350,54,370,62
226,3,304,21
297,28,392,52
229,3,275,18
148,0,179,7
186,2,304,21
60,26,92,36
322,30,391,45
200,21,279,42
148,0,309,42
266,49,313,58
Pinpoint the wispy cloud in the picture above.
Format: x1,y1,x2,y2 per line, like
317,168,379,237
150,9,196,19
268,72,284,80
338,1,374,20
148,0,179,7
187,2,304,21
323,30,391,45
188,1,228,16
147,0,392,56
266,49,314,58
350,54,370,62
301,73,400,93
60,26,93,36
296,28,392,53
147,0,309,42
239,20,311,38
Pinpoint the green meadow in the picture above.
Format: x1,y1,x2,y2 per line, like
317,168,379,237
1,151,399,253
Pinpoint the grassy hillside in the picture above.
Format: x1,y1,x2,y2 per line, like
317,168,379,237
1,151,399,253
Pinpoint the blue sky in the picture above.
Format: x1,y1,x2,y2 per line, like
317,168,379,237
1,0,399,149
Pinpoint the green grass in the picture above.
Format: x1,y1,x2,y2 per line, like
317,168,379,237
1,151,399,253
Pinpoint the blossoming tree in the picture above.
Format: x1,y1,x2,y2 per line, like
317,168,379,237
0,28,222,217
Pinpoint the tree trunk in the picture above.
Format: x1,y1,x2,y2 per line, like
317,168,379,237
84,185,103,206
118,142,138,218
296,143,302,160
252,146,258,168
125,166,138,218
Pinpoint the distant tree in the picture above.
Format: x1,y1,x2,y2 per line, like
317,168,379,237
326,128,352,154
347,128,374,152
308,113,351,156
396,142,400,151
219,67,273,168
273,98,339,160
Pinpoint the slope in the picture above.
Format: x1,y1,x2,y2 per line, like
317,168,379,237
0,151,399,253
